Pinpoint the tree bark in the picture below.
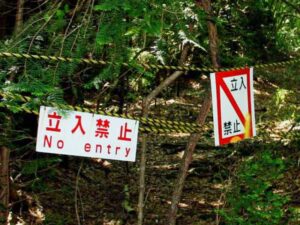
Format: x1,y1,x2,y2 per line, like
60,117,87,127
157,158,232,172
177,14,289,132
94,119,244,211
0,146,10,222
200,0,220,68
168,1,220,224
137,44,190,225
15,0,25,33
0,1,10,38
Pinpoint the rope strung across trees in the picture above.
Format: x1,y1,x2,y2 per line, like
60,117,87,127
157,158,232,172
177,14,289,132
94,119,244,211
0,51,298,132
0,52,299,72
0,91,208,134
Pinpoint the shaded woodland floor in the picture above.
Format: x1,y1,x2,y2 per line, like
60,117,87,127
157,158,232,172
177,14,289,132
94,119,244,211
6,68,300,225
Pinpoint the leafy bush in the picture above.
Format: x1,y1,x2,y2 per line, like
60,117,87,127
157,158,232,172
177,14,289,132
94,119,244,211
220,150,289,225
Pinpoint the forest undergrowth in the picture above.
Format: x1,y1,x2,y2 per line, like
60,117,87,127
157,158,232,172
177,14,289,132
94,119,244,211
5,66,300,225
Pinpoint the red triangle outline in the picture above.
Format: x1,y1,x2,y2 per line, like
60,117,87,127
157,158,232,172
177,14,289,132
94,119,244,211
217,76,246,125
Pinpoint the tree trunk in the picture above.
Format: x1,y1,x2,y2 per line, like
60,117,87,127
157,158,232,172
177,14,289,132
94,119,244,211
15,0,25,33
0,1,10,38
137,44,190,225
168,0,220,224
0,146,10,222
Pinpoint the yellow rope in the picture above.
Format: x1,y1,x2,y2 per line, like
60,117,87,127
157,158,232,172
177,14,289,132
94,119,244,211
0,91,205,134
0,52,298,72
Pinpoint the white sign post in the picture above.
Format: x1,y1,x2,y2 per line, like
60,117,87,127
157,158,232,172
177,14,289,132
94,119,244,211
210,67,256,146
36,106,139,162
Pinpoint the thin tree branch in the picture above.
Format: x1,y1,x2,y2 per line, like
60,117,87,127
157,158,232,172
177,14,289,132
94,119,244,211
138,44,190,225
75,160,83,225
168,0,220,224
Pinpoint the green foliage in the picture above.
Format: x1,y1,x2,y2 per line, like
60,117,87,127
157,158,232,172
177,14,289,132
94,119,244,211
22,157,61,176
122,185,134,213
289,207,300,224
1,0,208,102
20,157,61,192
272,88,299,121
216,0,299,66
220,150,289,225
0,1,299,224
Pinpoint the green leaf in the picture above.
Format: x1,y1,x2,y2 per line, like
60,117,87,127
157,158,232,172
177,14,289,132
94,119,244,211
64,4,70,13
94,3,119,11
96,25,113,46
125,26,141,36
122,200,134,213
56,9,65,20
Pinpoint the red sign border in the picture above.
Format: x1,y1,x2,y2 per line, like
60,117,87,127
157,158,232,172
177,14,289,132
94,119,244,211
215,68,254,145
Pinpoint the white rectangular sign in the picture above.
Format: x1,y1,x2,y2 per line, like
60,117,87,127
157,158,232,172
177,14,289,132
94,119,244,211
210,67,256,146
36,106,139,162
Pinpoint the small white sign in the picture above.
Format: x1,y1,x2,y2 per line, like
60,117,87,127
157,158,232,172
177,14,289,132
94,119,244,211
36,106,139,162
